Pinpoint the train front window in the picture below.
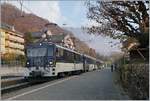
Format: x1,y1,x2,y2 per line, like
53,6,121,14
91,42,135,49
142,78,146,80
27,48,47,57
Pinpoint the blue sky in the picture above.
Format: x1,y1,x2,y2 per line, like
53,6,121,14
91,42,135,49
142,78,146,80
1,0,122,55
59,1,87,27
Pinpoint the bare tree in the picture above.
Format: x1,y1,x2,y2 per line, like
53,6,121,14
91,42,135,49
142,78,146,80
86,1,149,48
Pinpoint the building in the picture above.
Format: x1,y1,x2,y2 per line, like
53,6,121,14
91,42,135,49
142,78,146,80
0,23,25,55
32,30,75,50
88,48,96,58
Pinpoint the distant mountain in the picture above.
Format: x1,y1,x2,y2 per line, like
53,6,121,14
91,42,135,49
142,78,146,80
1,3,48,33
1,3,96,57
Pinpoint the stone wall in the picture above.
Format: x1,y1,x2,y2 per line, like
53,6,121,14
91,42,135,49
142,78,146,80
119,64,149,99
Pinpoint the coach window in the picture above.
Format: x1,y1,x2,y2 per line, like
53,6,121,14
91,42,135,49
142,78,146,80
75,54,79,63
63,50,68,62
56,48,64,57
48,47,54,56
70,52,74,63
87,58,90,64
67,51,72,63
63,51,74,63
74,54,77,63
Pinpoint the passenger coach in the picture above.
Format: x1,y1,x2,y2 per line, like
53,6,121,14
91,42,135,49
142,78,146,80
25,42,102,78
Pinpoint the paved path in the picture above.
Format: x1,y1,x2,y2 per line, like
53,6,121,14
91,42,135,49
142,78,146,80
3,68,129,100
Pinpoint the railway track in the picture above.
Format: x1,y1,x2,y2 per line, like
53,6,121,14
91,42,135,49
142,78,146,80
1,76,63,94
1,76,29,94
1,71,85,95
1,82,30,94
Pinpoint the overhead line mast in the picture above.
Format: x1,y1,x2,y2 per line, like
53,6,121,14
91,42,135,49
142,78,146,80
19,0,23,17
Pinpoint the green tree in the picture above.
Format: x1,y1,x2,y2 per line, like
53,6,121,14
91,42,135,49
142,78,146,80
16,54,27,66
24,32,35,45
2,53,17,65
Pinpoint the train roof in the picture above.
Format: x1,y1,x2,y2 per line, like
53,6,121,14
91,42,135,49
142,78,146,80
27,42,82,56
27,42,104,63
55,44,82,56
26,42,54,47
83,54,97,60
96,59,104,63
83,55,104,63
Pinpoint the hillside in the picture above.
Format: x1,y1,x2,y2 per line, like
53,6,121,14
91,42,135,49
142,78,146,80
1,3,60,34
1,3,96,57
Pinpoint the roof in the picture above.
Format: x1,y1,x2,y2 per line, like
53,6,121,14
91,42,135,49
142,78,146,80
45,23,57,26
31,30,68,39
1,23,12,30
36,33,68,43
47,34,66,42
84,54,97,61
55,44,82,55
27,41,82,55
1,23,24,36
27,41,103,62
32,31,43,38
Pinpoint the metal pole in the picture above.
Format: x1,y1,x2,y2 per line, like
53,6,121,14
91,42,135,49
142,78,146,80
19,0,23,16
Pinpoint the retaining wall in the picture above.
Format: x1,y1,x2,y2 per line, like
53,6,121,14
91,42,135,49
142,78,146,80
119,64,149,99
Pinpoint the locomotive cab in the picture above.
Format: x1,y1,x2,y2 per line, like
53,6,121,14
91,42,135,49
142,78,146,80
25,42,56,77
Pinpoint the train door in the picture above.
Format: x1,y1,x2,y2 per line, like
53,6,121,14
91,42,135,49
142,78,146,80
83,56,86,72
74,53,76,71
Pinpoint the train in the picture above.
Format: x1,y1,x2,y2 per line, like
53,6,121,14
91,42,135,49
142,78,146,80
24,42,103,78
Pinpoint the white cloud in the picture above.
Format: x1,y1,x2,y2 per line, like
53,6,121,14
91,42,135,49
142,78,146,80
47,1,61,23
26,1,61,23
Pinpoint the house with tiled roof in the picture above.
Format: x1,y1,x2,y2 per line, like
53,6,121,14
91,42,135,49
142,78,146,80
31,29,75,50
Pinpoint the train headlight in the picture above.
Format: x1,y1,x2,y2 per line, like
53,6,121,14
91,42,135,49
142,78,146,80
27,62,29,65
49,61,53,65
